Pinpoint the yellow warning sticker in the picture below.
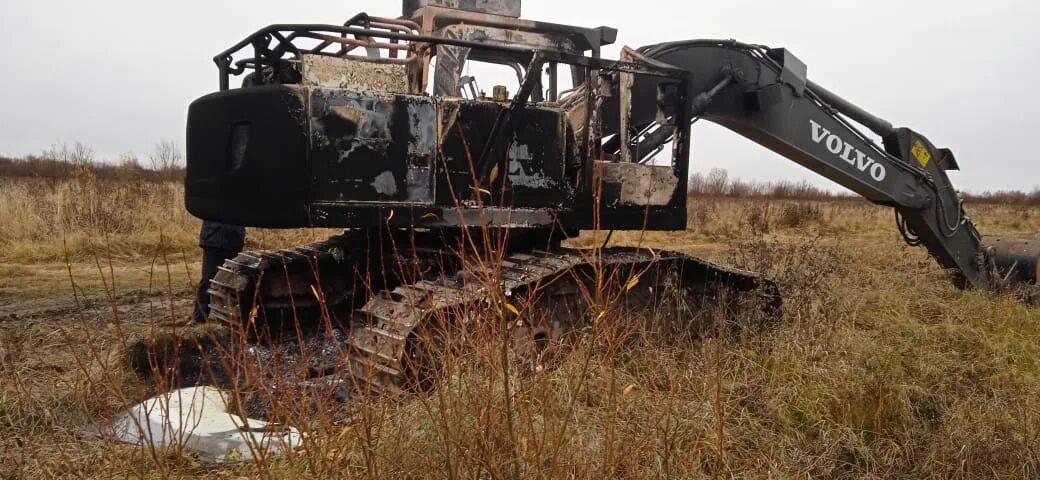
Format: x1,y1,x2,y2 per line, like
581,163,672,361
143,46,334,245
911,140,932,169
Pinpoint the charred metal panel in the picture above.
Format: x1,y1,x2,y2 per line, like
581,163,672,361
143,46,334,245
404,0,521,18
310,89,435,205
191,24,694,232
300,55,411,94
442,24,575,52
599,161,679,207
438,99,566,208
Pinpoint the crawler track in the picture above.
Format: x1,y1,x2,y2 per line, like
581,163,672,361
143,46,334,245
349,247,780,393
206,233,780,395
206,232,365,329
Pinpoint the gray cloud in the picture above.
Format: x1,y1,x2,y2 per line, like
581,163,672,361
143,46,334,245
1,0,1036,191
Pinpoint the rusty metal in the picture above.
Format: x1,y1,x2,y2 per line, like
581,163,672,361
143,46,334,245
353,16,422,33
327,15,420,60
407,4,615,90
440,24,576,51
407,4,613,52
309,34,415,53
211,22,632,93
404,0,522,18
300,55,413,93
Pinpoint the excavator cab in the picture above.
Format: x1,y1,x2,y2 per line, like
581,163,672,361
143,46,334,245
185,0,693,233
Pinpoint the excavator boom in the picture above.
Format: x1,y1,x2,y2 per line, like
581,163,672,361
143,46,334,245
610,40,1039,291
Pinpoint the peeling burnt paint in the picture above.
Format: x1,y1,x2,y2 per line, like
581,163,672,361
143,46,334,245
438,102,461,142
301,54,411,93
431,24,576,98
371,171,399,196
331,105,366,125
599,161,679,207
508,141,554,189
406,167,433,202
442,24,574,52
432,28,478,97
404,0,522,18
436,99,567,208
406,103,436,166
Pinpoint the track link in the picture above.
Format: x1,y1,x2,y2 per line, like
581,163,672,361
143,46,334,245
207,232,363,328
207,234,779,397
348,247,779,393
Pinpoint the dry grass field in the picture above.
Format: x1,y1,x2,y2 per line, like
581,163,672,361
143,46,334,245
3,174,1040,478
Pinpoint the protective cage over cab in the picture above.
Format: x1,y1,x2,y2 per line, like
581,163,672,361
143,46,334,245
184,4,693,231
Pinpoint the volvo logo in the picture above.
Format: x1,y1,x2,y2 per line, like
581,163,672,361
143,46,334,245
810,119,887,182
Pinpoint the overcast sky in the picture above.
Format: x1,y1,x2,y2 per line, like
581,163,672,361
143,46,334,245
1,0,1037,192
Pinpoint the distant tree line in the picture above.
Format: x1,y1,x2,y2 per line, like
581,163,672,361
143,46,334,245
688,168,844,200
0,140,185,182
688,167,1040,206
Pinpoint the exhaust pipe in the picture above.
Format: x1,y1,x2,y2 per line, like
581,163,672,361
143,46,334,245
982,236,1040,286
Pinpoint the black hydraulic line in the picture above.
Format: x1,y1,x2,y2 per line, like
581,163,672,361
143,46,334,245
692,74,734,116
635,125,675,164
342,12,369,28
807,80,895,138
896,210,923,247
602,73,729,161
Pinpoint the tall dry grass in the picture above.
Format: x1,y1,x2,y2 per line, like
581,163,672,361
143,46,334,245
0,175,337,264
0,173,197,263
4,175,1040,478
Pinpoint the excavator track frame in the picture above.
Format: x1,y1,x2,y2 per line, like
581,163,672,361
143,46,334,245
206,233,780,397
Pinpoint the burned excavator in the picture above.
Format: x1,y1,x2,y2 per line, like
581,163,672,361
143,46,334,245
185,0,1040,393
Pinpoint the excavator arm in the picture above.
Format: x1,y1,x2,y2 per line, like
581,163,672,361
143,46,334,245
610,39,1039,291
